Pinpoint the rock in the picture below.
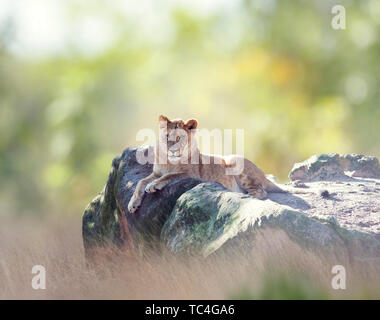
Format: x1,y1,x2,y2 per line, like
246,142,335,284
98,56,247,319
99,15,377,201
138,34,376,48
161,182,380,261
82,149,380,265
319,190,330,198
289,153,380,182
161,183,346,257
289,154,345,182
291,180,309,188
339,154,380,179
82,146,203,258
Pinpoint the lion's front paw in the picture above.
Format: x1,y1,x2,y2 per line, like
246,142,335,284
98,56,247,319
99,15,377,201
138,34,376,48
145,182,159,193
128,195,142,214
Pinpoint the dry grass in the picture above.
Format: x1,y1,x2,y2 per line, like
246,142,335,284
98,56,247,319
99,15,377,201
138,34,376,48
0,216,379,300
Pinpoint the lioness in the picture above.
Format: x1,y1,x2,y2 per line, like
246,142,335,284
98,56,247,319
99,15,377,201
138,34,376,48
128,115,284,213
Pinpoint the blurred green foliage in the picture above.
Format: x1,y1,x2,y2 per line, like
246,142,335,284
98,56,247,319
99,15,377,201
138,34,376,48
0,0,379,217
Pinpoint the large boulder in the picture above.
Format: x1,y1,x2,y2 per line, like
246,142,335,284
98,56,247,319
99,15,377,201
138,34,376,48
82,146,203,257
161,183,347,257
82,149,380,264
161,182,380,262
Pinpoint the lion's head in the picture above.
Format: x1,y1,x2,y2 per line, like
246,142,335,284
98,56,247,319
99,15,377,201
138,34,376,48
158,115,198,163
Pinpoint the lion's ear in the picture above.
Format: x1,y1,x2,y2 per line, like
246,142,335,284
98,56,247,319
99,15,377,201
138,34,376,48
185,119,198,130
159,115,169,128
159,115,169,122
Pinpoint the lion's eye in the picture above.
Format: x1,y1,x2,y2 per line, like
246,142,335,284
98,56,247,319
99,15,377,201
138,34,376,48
176,136,180,142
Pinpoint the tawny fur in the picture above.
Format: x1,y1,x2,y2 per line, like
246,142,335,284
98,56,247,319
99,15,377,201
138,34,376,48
128,115,284,213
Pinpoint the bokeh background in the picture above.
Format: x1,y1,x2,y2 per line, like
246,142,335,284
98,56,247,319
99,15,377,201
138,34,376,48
1,0,379,219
